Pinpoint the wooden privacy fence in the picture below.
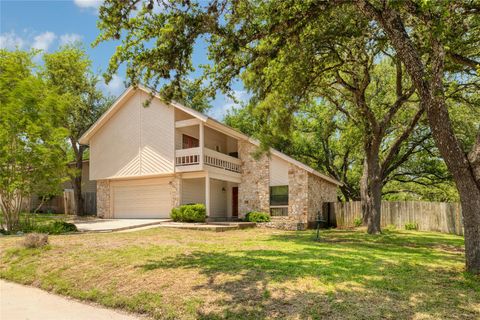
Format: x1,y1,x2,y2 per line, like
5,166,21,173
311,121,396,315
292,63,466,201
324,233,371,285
28,191,97,215
63,191,96,215
329,201,464,235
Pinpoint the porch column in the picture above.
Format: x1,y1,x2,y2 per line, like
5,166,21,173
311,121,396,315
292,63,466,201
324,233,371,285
199,122,204,169
205,174,210,217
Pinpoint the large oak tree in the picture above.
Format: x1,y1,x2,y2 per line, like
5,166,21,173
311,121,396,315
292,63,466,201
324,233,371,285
96,0,479,273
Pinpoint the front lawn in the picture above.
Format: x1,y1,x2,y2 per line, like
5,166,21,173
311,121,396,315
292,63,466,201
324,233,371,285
0,228,478,319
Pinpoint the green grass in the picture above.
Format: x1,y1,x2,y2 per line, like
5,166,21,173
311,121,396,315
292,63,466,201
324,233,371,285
0,228,478,319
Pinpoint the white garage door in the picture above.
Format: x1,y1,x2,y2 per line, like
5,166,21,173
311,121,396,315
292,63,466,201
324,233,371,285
112,179,172,218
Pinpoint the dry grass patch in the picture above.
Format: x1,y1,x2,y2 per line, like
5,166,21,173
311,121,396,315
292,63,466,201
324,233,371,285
0,228,478,320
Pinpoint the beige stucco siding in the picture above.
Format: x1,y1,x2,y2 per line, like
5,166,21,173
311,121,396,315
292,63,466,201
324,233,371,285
181,178,206,205
90,91,175,180
204,126,227,153
270,155,289,186
210,178,227,217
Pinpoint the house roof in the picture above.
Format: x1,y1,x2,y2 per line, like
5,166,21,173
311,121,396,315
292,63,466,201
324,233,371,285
79,85,342,186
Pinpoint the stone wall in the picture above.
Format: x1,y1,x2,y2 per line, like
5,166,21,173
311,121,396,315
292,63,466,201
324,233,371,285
286,163,309,230
96,180,112,218
307,173,338,226
256,216,307,231
238,141,270,217
170,174,181,209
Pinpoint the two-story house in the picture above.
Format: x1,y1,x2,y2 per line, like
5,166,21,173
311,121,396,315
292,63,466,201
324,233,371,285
79,86,341,230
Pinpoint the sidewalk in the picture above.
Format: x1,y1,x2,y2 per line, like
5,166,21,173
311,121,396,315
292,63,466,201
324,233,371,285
0,280,143,320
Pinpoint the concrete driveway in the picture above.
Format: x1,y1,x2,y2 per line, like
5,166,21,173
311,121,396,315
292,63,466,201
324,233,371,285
75,219,170,232
0,280,142,320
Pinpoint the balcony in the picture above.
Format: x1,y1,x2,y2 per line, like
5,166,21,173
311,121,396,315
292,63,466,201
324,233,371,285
175,147,241,174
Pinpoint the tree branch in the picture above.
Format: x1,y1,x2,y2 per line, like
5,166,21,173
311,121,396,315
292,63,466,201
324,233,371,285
381,106,425,178
447,51,480,70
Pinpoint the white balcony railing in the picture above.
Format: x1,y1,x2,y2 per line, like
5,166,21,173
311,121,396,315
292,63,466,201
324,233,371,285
204,148,241,173
175,147,201,166
175,147,241,173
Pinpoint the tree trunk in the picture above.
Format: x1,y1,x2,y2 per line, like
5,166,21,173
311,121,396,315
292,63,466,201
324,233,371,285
423,65,480,274
461,189,480,274
356,4,480,273
71,139,86,216
361,144,383,234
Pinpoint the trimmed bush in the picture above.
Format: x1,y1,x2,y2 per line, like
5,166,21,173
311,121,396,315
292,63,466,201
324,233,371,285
354,217,363,227
405,222,418,230
170,204,206,222
245,211,271,222
23,233,48,248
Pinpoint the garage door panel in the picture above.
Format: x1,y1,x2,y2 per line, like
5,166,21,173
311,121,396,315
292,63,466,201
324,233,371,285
112,179,172,218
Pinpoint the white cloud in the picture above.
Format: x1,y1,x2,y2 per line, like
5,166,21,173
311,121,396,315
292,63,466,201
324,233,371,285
208,90,249,120
1,31,85,52
32,31,57,51
0,31,25,50
101,74,125,97
73,0,103,9
59,33,83,45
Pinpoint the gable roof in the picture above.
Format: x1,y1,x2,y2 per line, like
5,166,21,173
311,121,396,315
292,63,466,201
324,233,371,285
79,86,342,186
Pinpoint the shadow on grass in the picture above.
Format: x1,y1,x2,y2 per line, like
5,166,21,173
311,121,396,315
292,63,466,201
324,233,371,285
137,230,478,319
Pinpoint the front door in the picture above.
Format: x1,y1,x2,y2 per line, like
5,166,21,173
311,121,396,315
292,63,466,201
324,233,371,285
232,187,239,218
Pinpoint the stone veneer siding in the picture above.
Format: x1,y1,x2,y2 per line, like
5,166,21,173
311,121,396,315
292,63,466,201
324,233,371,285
286,163,309,229
258,165,338,231
307,173,338,227
238,141,270,217
96,180,112,218
170,174,181,209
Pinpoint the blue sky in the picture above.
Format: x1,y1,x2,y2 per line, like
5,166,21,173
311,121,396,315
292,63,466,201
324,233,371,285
0,0,246,120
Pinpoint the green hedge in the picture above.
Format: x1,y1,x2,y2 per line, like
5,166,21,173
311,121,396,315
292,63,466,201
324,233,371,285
0,219,78,235
245,211,271,222
35,221,78,234
171,204,206,222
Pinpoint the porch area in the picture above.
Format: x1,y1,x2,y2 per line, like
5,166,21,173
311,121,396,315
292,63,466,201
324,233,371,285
179,173,240,221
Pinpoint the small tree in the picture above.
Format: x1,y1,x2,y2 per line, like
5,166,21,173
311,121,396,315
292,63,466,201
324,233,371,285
0,50,68,231
43,44,111,216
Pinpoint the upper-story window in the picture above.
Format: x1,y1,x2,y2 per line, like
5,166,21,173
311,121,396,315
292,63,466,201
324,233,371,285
182,134,199,149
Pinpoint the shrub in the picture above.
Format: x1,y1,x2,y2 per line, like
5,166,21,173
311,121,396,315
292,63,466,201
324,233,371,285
23,233,48,248
354,217,363,227
170,207,182,221
245,211,271,222
405,222,418,230
384,224,396,231
36,221,78,234
170,204,206,222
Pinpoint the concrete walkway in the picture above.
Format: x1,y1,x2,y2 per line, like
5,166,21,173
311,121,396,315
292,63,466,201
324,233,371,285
0,280,143,320
75,219,171,232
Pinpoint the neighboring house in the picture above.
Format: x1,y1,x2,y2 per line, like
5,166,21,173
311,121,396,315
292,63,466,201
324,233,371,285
28,161,97,214
79,86,341,229
62,160,96,193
